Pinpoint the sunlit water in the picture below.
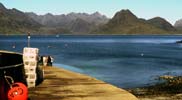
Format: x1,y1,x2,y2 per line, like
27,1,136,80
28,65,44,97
1,35,182,88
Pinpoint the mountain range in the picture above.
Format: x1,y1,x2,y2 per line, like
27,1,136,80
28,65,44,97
93,10,178,34
0,3,181,34
0,3,41,34
174,19,182,31
26,12,108,34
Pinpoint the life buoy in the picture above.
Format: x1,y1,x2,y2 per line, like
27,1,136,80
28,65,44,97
7,82,28,100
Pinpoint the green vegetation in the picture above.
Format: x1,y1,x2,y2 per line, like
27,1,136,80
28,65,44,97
93,10,179,34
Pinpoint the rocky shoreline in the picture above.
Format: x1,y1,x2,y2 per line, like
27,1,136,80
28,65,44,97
128,76,182,100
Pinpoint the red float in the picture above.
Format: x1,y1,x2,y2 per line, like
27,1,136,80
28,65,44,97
7,82,28,100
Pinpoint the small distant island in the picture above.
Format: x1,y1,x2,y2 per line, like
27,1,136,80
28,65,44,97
0,2,182,35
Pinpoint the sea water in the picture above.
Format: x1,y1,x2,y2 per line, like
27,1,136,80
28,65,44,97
1,35,182,88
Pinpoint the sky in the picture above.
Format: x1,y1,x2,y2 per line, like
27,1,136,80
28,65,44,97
0,0,181,24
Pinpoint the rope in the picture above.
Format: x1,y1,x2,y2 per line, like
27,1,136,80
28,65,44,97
4,71,14,88
0,63,23,70
4,75,14,88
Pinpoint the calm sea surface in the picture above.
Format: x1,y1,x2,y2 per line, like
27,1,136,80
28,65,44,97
1,35,182,88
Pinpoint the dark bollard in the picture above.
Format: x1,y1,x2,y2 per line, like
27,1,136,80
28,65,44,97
39,55,53,66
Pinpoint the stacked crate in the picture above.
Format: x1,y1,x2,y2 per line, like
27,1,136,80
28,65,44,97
23,47,39,88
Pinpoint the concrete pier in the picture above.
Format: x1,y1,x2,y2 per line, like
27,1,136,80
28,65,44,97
29,66,138,100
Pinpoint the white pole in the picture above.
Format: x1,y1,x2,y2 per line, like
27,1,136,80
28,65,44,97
28,32,31,47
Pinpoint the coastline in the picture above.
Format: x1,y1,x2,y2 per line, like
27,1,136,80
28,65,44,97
1,34,182,36
130,88,182,100
29,66,138,100
129,76,182,100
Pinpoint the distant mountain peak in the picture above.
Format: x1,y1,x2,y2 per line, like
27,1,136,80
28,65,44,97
94,9,177,34
0,3,41,34
25,12,36,15
45,13,54,16
93,11,100,14
114,9,137,19
149,17,168,22
12,8,24,13
108,9,138,26
175,19,182,24
120,9,132,13
92,11,101,16
91,11,107,18
174,19,182,29
148,17,175,31
0,2,6,10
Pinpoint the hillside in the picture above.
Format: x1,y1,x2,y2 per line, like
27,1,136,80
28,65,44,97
93,10,176,34
26,12,109,34
174,19,182,31
68,18,96,34
0,3,108,34
0,2,180,35
0,3,41,34
147,17,176,31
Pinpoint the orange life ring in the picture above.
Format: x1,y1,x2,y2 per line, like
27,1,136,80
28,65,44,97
7,82,28,100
